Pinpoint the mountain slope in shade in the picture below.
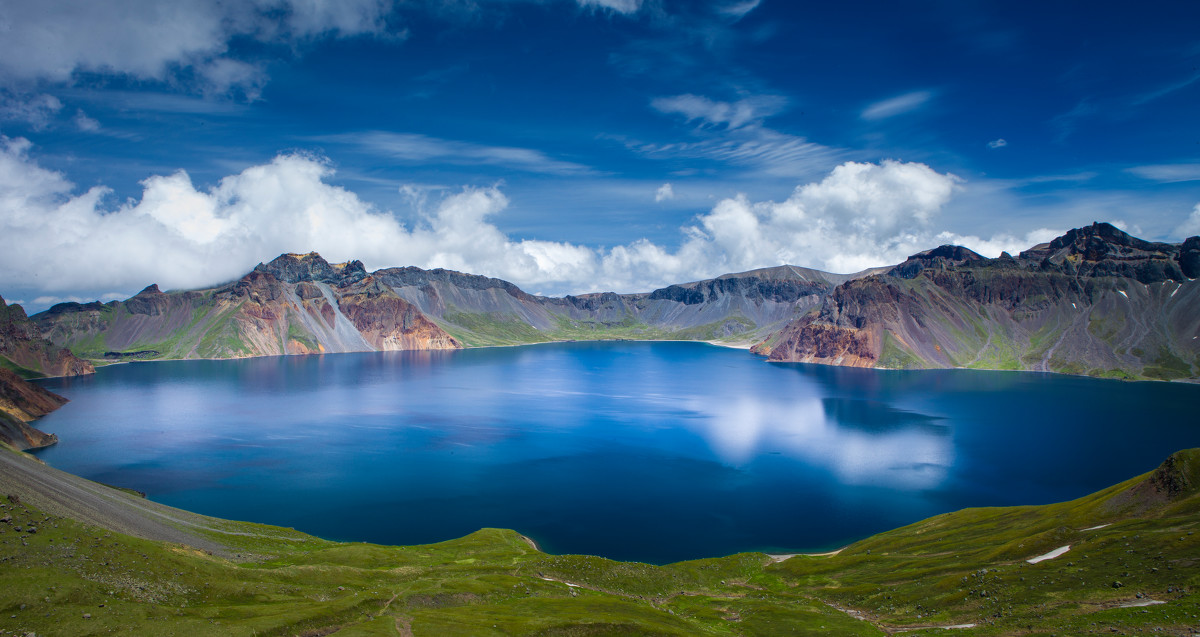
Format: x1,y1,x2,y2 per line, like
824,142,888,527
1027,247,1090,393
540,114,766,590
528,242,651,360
0,368,66,450
34,253,460,361
755,223,1200,380
0,296,93,378
375,263,875,346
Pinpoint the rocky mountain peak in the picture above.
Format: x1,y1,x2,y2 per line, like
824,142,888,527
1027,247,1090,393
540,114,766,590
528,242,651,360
1020,222,1178,263
888,244,984,279
256,253,368,286
125,284,170,316
1017,222,1190,284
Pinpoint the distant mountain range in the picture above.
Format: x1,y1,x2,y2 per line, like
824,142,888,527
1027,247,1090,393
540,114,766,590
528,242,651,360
6,222,1199,382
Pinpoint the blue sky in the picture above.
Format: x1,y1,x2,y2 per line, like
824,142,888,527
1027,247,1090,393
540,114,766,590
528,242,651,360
1,0,1198,308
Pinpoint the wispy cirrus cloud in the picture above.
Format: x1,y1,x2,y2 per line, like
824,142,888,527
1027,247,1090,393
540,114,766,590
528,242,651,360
315,131,597,176
861,90,933,120
576,0,642,14
1132,71,1200,106
651,94,787,130
1127,163,1200,183
638,93,844,177
717,0,762,19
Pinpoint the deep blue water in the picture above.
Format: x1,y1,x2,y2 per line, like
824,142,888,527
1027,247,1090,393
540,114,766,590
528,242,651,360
32,341,1200,564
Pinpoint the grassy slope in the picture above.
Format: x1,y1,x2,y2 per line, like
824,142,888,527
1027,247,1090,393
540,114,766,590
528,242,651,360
1,448,1197,636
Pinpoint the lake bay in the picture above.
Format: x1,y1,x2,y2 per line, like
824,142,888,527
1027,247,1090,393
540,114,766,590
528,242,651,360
33,341,1199,564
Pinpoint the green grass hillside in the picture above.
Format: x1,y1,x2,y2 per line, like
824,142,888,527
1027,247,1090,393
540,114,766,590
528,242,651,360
0,448,1197,636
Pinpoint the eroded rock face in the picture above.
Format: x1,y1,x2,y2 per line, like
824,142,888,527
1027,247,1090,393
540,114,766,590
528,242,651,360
0,296,94,377
336,277,461,351
756,319,877,367
0,368,66,450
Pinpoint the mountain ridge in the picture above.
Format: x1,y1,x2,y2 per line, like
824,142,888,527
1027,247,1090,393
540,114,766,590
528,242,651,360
23,221,1200,381
754,222,1200,381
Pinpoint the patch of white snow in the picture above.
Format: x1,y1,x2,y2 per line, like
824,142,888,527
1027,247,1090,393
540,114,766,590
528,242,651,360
1027,545,1070,564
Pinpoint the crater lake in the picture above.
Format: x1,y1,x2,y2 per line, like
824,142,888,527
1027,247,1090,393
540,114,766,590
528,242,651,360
32,341,1199,564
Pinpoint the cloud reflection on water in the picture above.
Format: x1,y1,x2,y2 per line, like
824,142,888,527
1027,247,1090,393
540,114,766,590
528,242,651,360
683,389,952,489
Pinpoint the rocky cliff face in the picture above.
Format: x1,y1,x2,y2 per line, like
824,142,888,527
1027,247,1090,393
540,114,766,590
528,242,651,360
0,368,66,450
0,296,94,378
756,223,1200,380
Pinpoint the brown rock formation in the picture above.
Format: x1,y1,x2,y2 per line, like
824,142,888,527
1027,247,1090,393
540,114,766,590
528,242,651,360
0,368,67,450
336,277,461,351
0,296,94,377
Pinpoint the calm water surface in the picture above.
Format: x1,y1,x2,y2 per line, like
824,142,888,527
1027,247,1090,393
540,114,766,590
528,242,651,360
33,342,1200,564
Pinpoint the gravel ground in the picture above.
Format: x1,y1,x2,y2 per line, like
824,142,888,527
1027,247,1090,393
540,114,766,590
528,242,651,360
0,447,233,556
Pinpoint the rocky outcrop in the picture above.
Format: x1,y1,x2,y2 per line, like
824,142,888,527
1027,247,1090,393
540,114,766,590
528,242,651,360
255,252,368,286
124,284,171,316
1104,449,1199,514
0,368,66,450
336,277,461,351
758,223,1200,380
0,296,94,378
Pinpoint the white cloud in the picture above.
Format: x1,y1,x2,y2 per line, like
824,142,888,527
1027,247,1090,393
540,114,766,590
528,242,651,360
0,0,395,95
654,183,674,202
1128,164,1200,183
861,90,933,120
1178,203,1200,238
318,131,595,176
717,0,762,19
987,138,1007,149
651,93,786,129
0,93,64,130
640,94,841,177
576,0,642,14
0,142,1056,303
73,110,101,132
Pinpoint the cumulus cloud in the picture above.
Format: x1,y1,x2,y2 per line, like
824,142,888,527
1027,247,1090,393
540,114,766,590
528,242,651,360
654,183,675,202
861,90,933,120
1178,203,1200,238
651,94,786,130
1,141,1049,302
987,138,1007,149
0,0,395,95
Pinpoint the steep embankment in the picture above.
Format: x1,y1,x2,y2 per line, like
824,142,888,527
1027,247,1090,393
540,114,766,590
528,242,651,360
0,368,65,450
756,223,1200,380
0,296,93,378
0,442,1196,635
34,253,462,361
